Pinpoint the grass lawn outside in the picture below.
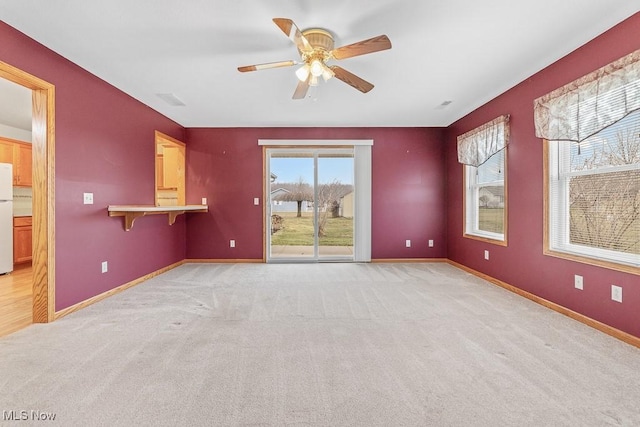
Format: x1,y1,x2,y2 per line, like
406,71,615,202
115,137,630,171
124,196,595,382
271,212,353,246
478,207,639,254
478,207,504,234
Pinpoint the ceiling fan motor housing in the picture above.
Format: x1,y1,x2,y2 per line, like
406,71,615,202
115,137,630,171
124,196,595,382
299,28,335,62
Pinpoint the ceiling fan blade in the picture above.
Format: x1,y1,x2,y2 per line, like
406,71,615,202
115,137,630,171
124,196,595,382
292,77,311,99
273,18,313,53
237,60,297,72
329,66,374,93
331,35,392,60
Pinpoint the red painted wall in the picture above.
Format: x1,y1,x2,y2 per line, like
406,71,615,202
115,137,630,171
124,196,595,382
445,13,640,337
0,22,186,311
185,128,446,260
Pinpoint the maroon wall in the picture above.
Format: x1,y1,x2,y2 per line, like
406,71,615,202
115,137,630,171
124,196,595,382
445,13,640,337
0,22,186,311
185,128,446,260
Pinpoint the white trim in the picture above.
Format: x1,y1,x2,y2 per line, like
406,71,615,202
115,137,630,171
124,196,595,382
259,139,373,146
354,145,372,262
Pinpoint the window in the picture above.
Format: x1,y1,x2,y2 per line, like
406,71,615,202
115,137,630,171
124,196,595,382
536,49,640,272
547,110,640,269
464,149,507,243
457,115,510,245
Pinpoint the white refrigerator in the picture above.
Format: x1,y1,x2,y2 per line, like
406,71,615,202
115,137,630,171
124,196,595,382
0,162,13,274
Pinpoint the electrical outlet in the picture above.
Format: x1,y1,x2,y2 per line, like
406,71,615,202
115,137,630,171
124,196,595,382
254,197,260,205
201,197,207,205
484,250,489,260
230,240,235,248
428,240,434,247
83,192,94,205
101,261,108,273
574,275,583,290
611,285,622,303
405,239,411,248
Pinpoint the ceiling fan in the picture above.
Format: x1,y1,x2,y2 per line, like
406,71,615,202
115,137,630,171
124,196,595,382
238,18,392,99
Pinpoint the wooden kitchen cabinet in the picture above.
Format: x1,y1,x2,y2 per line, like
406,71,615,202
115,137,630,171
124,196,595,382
156,155,164,188
156,148,180,190
13,142,32,187
0,137,32,187
154,132,185,207
0,139,14,164
162,146,179,189
13,216,32,264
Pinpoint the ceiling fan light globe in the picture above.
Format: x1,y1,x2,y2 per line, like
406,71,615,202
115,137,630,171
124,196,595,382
321,66,334,82
295,65,310,82
310,59,324,77
309,75,319,87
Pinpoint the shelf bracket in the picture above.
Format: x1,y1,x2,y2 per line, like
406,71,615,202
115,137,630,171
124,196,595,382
168,210,186,226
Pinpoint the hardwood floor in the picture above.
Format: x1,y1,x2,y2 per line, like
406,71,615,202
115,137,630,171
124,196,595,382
0,263,32,337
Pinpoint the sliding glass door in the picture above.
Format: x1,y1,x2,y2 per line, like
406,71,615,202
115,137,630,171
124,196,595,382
317,152,354,258
268,151,316,260
267,148,354,262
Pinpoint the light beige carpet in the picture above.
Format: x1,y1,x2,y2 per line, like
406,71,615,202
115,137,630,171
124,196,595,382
0,262,639,426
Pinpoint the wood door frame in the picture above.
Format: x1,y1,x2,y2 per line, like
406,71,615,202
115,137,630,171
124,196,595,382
0,61,55,322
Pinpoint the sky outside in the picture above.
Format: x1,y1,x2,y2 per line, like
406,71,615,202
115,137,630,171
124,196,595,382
271,157,354,184
476,149,504,183
570,108,640,169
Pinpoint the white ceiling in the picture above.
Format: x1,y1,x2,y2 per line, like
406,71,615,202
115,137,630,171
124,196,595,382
0,77,32,131
1,1,638,128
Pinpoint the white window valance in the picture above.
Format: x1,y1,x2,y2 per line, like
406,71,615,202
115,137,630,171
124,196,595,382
457,115,510,167
534,49,640,143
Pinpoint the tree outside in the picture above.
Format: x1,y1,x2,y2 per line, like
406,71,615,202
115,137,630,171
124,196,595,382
316,179,352,237
272,177,313,218
569,121,640,254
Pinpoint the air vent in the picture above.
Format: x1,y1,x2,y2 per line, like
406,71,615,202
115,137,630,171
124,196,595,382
156,93,186,107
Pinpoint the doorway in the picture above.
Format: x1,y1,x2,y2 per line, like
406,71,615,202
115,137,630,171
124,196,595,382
267,148,355,262
0,78,33,336
0,60,55,330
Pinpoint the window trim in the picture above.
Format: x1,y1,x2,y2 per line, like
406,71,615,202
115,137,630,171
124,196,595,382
463,149,508,247
543,140,639,276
